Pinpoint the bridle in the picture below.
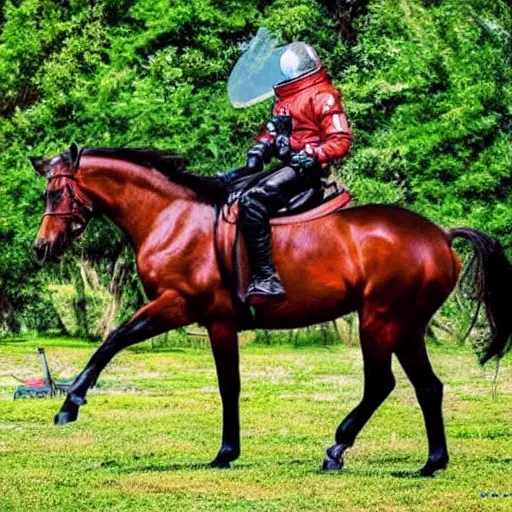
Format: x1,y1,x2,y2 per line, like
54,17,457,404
43,170,93,224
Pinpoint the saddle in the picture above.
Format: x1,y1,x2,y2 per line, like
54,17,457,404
215,167,351,304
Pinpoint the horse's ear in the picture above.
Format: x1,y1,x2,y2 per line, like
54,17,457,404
30,156,47,177
69,142,80,168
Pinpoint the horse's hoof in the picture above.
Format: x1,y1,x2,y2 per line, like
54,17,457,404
321,457,343,471
321,444,347,472
209,458,231,469
419,454,449,477
209,444,239,469
54,409,78,426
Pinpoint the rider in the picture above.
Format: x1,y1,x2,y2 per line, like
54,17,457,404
225,40,352,304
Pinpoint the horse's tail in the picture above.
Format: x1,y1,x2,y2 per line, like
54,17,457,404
449,227,512,364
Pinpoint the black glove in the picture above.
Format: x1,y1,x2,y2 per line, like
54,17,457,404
266,115,292,160
246,141,273,172
275,134,291,160
290,151,321,177
266,115,292,137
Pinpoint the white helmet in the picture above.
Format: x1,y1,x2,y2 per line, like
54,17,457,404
279,42,321,80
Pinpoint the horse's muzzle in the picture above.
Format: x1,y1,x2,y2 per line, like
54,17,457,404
33,239,57,263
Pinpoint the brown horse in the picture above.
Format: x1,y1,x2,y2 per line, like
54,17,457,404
31,144,512,476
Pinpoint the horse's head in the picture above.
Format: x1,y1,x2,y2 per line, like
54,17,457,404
32,143,93,262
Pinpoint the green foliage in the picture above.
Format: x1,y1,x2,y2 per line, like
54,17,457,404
253,326,340,347
0,0,511,335
342,0,512,232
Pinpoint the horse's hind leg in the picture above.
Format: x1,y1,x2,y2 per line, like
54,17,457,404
323,315,398,471
395,330,448,476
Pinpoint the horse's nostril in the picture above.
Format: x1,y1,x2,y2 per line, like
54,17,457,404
33,240,49,261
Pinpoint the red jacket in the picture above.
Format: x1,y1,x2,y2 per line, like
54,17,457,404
258,67,352,166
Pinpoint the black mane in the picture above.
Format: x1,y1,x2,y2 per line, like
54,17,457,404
77,147,226,205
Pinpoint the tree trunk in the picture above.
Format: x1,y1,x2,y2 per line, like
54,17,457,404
94,255,128,340
72,263,89,339
317,0,369,43
0,285,20,334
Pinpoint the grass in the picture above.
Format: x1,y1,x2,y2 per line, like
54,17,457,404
0,337,510,511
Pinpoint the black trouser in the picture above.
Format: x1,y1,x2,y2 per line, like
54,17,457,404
238,166,311,280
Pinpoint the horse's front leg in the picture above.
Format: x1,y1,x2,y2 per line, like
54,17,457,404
207,320,241,468
55,290,191,425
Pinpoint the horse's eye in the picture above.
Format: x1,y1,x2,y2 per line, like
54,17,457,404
48,190,63,204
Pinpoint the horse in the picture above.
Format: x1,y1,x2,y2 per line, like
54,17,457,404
31,143,512,476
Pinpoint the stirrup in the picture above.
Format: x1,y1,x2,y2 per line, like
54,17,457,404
245,273,286,305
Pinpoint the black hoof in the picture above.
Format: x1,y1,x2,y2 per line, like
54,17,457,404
419,454,449,477
209,459,231,469
321,444,349,472
54,408,78,426
209,444,239,469
322,457,343,471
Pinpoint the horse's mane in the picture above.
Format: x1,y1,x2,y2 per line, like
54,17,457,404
75,147,226,205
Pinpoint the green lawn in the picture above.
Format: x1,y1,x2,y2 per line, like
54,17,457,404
0,337,510,511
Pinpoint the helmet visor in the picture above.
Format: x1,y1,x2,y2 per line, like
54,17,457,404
228,28,287,109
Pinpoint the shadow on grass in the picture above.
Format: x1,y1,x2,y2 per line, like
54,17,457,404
112,461,257,473
107,458,318,474
323,467,426,479
389,469,426,479
485,456,512,464
368,455,413,464
101,457,430,480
